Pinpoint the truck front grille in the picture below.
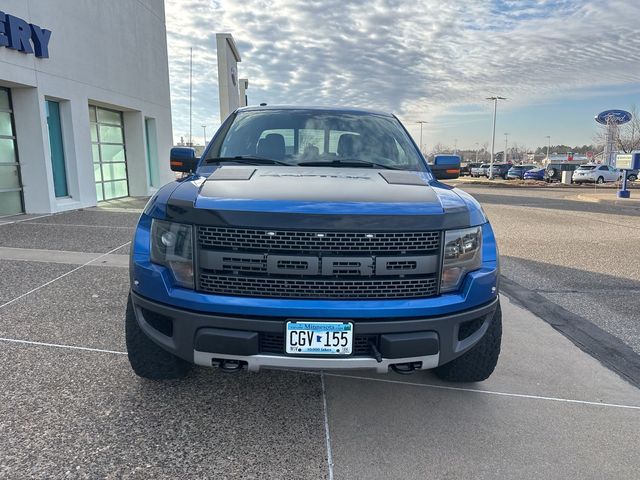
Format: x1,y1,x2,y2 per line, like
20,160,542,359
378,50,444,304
198,226,440,254
196,226,441,300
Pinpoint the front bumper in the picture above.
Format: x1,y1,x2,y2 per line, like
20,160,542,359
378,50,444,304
130,291,499,373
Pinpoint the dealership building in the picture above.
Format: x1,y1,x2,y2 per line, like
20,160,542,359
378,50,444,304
0,0,174,217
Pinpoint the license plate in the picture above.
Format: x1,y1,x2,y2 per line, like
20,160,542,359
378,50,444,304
286,322,353,355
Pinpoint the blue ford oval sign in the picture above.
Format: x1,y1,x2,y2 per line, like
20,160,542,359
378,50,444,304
595,109,632,125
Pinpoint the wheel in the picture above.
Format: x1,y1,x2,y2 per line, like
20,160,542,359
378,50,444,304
125,295,192,380
547,168,556,178
434,302,502,382
628,174,637,182
596,176,605,184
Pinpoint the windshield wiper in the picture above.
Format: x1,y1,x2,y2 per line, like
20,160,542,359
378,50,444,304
205,156,290,166
297,159,399,170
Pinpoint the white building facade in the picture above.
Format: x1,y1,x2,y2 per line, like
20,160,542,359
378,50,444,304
0,0,174,216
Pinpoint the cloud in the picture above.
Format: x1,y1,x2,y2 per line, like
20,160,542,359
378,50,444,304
165,0,640,144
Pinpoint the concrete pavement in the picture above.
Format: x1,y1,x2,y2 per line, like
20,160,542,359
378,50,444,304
0,201,638,479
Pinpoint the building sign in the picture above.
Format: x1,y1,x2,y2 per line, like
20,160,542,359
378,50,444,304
615,153,640,170
0,11,52,58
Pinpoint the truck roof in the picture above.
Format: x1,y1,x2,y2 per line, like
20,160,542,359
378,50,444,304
236,105,394,117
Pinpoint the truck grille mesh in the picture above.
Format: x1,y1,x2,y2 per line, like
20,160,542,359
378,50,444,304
198,226,440,254
199,273,438,299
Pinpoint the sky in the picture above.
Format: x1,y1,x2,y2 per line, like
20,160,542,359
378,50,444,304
164,0,640,152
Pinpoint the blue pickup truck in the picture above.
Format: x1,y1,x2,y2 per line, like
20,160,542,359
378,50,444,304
126,106,501,382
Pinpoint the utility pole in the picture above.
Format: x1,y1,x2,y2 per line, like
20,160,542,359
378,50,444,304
454,139,458,154
202,124,207,146
475,142,479,163
486,96,506,179
504,133,509,163
189,47,193,147
545,135,551,164
416,121,428,154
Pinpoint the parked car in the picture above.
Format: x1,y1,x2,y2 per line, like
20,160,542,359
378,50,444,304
470,163,489,177
572,164,620,184
487,163,512,179
506,164,535,180
620,169,638,182
523,167,545,181
461,162,481,176
126,105,502,383
545,162,581,182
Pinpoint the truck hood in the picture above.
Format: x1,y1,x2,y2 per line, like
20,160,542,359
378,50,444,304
165,166,487,229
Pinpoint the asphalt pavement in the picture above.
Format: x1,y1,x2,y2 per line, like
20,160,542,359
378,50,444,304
0,194,639,479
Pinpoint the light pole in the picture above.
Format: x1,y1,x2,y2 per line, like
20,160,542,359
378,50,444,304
545,135,551,164
475,142,479,163
504,133,509,163
454,139,458,154
416,121,428,154
202,124,207,146
486,96,506,179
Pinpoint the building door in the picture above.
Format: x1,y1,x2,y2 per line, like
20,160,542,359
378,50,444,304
90,105,129,201
0,87,23,216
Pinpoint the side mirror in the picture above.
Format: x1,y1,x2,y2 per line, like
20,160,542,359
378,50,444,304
170,147,198,173
431,154,461,180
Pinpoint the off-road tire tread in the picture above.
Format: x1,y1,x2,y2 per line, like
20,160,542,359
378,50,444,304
434,303,502,382
125,295,192,380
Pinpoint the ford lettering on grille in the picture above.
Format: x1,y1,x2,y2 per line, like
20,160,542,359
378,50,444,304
200,251,437,277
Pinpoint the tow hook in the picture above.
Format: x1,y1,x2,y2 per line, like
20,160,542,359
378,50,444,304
213,359,245,373
390,362,421,375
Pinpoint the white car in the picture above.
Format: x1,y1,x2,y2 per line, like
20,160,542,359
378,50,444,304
572,164,620,184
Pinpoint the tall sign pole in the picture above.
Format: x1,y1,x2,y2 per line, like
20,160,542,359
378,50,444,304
486,96,506,179
189,47,193,146
416,121,428,154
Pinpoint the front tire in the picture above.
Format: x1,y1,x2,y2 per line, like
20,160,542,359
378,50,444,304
434,302,502,382
628,174,637,182
125,295,192,380
596,176,605,184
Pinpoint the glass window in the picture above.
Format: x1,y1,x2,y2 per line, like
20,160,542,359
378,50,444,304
46,100,69,197
89,106,97,123
97,108,122,125
329,131,358,153
93,163,102,182
209,109,425,171
0,138,16,163
0,164,21,189
100,144,125,162
95,183,104,202
101,162,127,181
99,125,123,144
92,145,100,162
0,191,23,216
103,180,128,198
0,112,13,137
90,124,98,142
0,90,10,111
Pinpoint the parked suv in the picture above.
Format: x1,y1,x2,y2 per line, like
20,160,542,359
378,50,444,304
572,164,620,184
126,106,501,383
506,165,535,180
471,163,489,177
545,162,581,182
487,163,512,179
461,162,481,176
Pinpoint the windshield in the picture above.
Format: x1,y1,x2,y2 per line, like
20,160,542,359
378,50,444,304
577,165,596,170
204,109,426,171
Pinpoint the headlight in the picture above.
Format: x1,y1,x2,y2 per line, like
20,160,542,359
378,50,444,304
441,226,482,293
150,219,194,289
